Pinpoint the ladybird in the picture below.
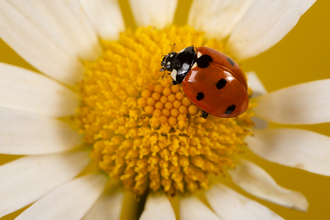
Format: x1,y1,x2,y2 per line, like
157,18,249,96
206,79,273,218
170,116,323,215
160,46,248,119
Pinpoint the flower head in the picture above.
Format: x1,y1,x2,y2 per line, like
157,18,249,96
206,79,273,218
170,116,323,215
78,25,255,197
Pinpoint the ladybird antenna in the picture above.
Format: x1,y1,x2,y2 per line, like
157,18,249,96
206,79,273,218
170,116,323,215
170,43,176,53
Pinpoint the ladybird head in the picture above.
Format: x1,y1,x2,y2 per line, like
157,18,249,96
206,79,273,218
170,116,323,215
160,51,177,72
160,46,197,85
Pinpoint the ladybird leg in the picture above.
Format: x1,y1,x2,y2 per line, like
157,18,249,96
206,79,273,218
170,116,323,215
172,80,179,85
201,110,209,119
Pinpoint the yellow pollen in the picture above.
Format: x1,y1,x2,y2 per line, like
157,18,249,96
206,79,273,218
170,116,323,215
77,26,255,197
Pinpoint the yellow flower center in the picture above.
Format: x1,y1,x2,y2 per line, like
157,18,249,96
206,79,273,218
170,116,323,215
77,26,254,197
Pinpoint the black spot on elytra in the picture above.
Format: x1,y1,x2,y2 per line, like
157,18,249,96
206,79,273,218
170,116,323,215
196,92,204,101
216,78,227,90
225,105,236,114
227,57,235,66
197,54,213,68
197,61,209,68
199,54,213,62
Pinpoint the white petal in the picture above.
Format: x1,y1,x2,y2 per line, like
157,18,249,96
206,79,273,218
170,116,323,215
140,194,175,220
228,0,316,60
129,0,178,29
247,72,269,129
253,79,330,124
0,107,82,155
251,117,269,130
180,196,221,220
30,0,102,61
0,151,89,218
0,0,84,85
206,184,284,220
17,174,107,220
82,192,124,220
188,0,255,40
247,128,330,176
228,159,308,211
247,72,267,98
0,63,79,117
79,0,125,41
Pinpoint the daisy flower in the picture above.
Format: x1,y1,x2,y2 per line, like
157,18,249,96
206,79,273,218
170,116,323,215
0,0,328,219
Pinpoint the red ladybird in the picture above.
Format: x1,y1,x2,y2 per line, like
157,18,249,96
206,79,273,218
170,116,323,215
160,46,248,119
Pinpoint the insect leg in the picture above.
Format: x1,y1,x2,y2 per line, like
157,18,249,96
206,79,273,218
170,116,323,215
201,110,209,119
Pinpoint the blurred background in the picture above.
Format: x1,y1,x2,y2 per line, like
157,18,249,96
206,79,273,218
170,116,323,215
0,0,329,219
